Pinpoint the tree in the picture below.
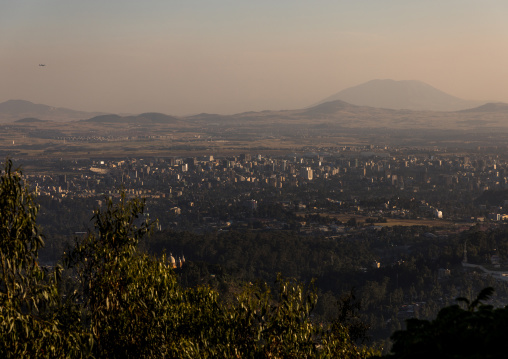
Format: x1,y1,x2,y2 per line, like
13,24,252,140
385,287,508,359
65,192,377,357
333,288,370,344
65,193,173,357
0,159,91,358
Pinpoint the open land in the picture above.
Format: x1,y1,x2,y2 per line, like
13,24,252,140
299,212,457,227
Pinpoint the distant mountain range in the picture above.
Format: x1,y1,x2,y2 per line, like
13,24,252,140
459,102,508,113
316,79,484,111
84,113,181,124
0,81,505,129
0,100,106,122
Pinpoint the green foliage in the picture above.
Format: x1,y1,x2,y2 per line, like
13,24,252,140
0,159,91,358
148,224,508,343
0,159,44,302
65,193,169,357
63,193,377,357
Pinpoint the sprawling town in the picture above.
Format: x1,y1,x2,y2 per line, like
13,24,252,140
6,144,508,352
22,145,508,233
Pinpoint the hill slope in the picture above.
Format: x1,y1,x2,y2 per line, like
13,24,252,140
459,102,508,113
83,113,182,125
0,100,106,122
317,79,483,111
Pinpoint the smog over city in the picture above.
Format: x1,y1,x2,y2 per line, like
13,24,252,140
3,1,508,357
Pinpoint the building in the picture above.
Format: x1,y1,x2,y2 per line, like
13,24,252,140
300,167,313,181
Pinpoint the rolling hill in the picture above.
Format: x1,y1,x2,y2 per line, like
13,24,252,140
83,112,182,125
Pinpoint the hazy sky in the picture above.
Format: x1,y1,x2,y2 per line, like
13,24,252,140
2,0,508,115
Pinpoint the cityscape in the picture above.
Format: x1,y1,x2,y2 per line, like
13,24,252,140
8,142,508,353
23,146,508,232
4,0,508,356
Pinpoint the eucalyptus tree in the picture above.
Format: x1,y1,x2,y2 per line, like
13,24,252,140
0,160,91,358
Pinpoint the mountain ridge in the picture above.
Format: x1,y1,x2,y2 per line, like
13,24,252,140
0,100,107,122
1,81,505,128
458,102,508,113
316,79,484,111
83,112,181,124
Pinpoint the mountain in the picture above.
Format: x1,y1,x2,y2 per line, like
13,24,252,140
459,102,508,113
84,112,182,125
84,114,124,123
186,113,231,121
317,79,484,111
15,117,47,123
0,100,106,122
302,99,361,116
0,100,53,114
137,113,180,123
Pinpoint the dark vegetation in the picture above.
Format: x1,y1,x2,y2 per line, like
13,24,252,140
386,287,508,358
144,225,508,346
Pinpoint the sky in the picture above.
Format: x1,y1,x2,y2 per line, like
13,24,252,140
2,0,508,116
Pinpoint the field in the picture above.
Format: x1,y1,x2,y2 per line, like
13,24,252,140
0,119,371,159
300,212,457,227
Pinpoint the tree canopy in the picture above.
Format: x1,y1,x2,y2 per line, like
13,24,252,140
384,287,508,359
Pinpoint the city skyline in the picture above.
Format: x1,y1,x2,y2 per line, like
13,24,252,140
2,0,508,116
